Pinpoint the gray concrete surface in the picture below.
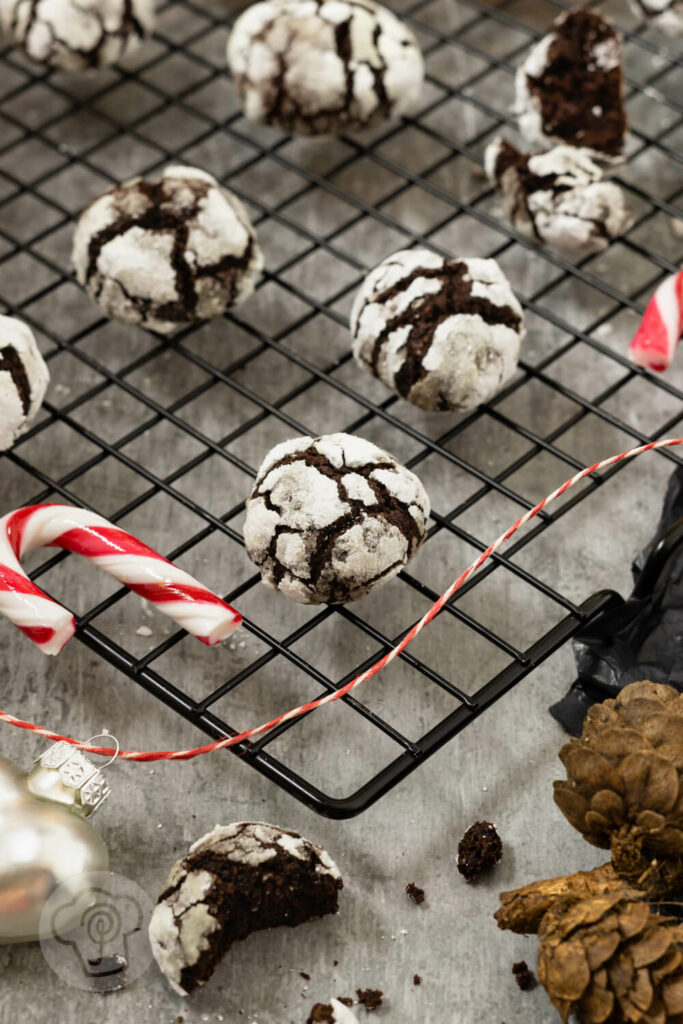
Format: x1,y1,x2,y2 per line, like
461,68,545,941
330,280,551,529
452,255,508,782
0,0,682,1021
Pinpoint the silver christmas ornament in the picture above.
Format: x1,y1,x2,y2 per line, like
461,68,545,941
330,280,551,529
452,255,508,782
0,740,111,943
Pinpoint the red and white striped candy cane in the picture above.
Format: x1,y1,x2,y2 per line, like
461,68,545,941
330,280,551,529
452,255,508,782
1,437,682,760
629,270,683,372
0,504,241,655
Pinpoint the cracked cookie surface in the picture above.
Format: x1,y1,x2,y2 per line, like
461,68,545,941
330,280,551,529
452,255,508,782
0,315,50,451
149,822,342,996
351,250,524,413
244,432,430,604
227,0,424,135
0,0,156,71
516,9,627,160
72,165,263,335
485,138,632,257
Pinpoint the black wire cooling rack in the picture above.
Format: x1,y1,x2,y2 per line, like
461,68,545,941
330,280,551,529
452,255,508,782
0,0,681,818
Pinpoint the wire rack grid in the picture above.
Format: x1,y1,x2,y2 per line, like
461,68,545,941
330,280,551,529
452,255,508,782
0,0,681,818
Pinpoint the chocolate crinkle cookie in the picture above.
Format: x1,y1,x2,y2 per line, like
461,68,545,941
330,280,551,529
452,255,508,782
0,315,49,451
351,249,524,413
307,1000,359,1023
485,138,632,257
243,432,430,605
149,822,342,996
516,9,627,161
629,0,683,36
0,0,155,71
227,0,424,135
72,165,263,335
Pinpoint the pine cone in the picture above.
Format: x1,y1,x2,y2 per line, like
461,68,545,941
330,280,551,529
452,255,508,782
554,681,683,896
496,862,643,935
538,892,683,1023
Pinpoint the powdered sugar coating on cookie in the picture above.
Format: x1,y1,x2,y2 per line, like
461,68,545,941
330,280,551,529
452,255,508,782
351,250,524,412
0,315,49,451
72,165,263,335
485,138,632,257
227,0,424,135
149,822,342,996
244,432,430,604
0,0,155,71
629,0,683,35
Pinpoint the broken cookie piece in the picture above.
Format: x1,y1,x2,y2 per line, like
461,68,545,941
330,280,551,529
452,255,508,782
0,0,156,71
457,821,503,881
485,138,632,257
72,165,263,335
516,9,627,160
148,822,342,996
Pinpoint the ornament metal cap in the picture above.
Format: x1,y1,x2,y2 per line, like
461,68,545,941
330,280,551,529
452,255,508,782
27,739,113,817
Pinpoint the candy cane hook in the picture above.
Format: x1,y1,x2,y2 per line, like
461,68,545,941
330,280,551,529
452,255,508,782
0,504,241,655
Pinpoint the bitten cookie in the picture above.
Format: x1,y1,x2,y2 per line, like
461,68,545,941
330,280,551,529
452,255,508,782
351,250,524,412
0,0,155,71
516,9,627,160
72,165,263,335
629,0,683,35
227,0,424,135
485,138,632,257
0,316,49,451
149,822,342,996
243,432,430,604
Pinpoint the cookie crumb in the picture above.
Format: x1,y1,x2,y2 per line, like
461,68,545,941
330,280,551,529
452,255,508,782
512,961,536,991
356,988,383,1011
457,821,503,880
405,882,425,905
337,997,353,1006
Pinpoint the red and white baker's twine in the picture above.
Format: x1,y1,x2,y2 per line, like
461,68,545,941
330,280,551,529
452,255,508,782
1,437,682,762
0,504,241,655
629,270,683,373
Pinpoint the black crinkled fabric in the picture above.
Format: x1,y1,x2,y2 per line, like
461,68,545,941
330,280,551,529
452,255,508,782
550,465,683,736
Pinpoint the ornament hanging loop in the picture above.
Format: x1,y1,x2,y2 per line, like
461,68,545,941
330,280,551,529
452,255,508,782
84,733,119,769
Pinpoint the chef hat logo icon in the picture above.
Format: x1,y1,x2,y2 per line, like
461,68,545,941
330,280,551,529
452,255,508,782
40,871,154,992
